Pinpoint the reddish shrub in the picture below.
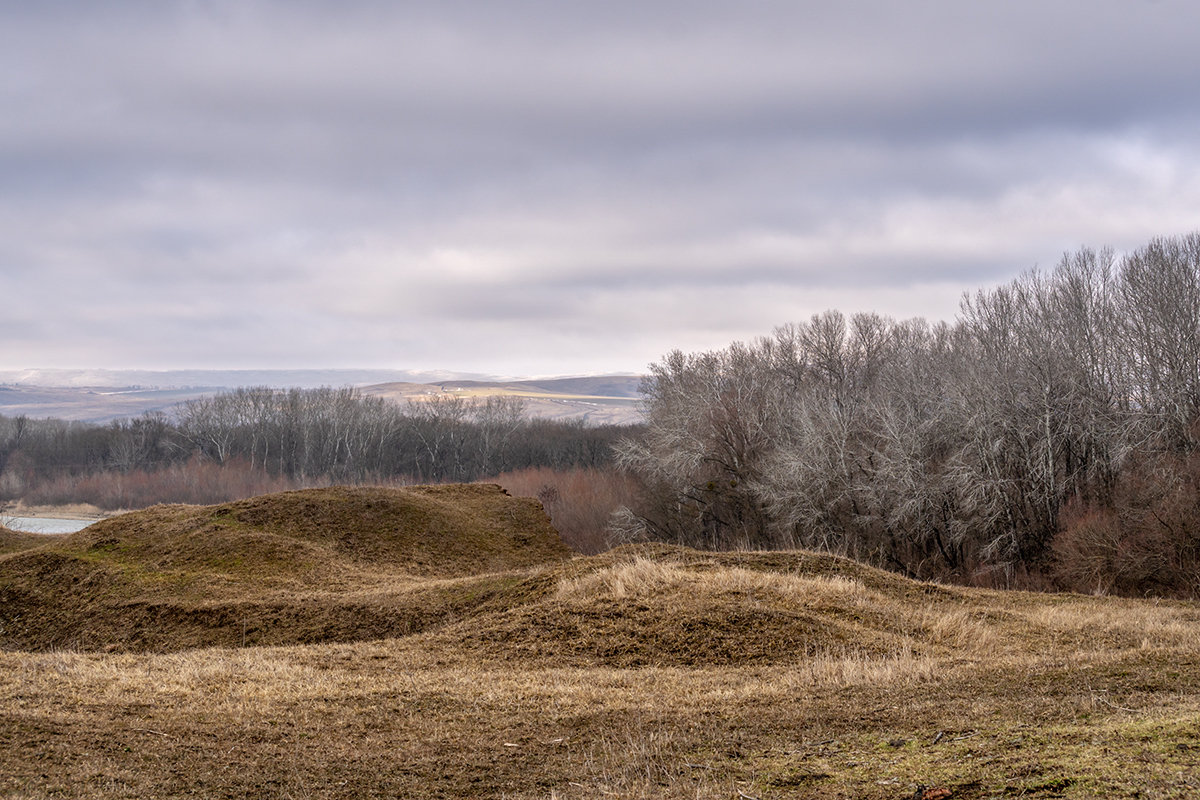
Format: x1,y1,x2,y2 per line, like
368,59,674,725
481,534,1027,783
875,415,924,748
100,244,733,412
1052,454,1200,599
486,466,639,554
1051,503,1126,595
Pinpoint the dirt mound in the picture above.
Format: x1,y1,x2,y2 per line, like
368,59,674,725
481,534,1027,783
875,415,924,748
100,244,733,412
4,507,1062,665
72,483,571,580
0,484,572,651
418,544,938,667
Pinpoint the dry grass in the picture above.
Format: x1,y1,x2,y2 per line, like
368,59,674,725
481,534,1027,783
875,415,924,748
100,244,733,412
0,484,572,652
554,556,872,599
3,635,1198,798
1,493,1198,798
1019,598,1200,650
0,525,57,556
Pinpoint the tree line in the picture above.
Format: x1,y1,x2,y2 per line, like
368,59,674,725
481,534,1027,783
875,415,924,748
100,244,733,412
0,388,639,504
614,233,1200,597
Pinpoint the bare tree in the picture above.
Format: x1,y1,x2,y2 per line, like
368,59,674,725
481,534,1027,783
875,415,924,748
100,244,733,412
620,233,1200,588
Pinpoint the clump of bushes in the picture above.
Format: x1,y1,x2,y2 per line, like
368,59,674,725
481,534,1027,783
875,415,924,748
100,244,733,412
488,466,639,554
1053,452,1200,599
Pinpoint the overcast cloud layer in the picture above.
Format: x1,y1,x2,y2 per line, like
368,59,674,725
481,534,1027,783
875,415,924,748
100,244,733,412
4,1,1200,377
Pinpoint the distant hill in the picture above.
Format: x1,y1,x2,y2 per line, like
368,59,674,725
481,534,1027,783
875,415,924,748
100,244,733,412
437,376,644,397
363,375,644,426
0,368,488,389
0,370,646,424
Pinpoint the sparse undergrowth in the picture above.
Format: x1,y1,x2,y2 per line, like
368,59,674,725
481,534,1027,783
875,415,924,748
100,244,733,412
0,487,1197,798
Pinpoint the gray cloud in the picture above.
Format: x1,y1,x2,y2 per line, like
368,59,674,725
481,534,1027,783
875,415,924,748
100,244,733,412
3,1,1200,376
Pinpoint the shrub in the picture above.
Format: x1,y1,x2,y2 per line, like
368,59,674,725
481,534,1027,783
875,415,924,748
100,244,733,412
486,466,639,554
1052,453,1200,599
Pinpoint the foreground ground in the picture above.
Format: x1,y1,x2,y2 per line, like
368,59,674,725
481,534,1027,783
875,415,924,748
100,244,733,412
1,488,1198,798
2,632,1199,799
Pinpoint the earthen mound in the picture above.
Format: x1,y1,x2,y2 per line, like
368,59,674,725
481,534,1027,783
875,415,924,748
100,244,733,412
0,484,571,651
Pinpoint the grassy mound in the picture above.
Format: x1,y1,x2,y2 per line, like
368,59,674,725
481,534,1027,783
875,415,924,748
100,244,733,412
72,483,571,579
8,492,1197,669
0,484,571,651
4,542,1199,799
0,524,59,555
423,544,919,667
418,543,1200,667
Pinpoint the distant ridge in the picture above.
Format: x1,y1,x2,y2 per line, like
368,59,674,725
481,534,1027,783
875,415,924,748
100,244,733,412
365,375,644,425
436,376,643,398
0,368,497,390
0,370,646,424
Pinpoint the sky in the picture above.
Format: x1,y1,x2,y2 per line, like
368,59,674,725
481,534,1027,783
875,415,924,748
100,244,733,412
4,1,1200,378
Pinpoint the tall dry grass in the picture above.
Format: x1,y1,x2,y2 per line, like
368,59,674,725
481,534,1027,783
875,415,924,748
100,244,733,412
554,557,869,605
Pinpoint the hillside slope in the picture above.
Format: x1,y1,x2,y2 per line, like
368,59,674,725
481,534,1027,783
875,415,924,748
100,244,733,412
6,483,1198,666
0,484,572,651
0,525,56,555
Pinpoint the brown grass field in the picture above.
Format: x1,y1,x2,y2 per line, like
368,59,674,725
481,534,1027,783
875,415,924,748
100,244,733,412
1,486,1199,798
362,380,643,425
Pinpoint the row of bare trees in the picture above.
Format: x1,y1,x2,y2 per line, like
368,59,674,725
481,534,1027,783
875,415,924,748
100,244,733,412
0,389,638,502
616,233,1200,594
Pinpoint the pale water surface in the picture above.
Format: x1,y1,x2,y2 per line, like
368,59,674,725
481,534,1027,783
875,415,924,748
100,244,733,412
3,516,94,534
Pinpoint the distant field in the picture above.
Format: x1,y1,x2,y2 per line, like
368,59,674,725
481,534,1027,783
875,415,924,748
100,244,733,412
0,384,222,422
1,487,1197,798
364,376,644,425
431,386,630,401
0,374,644,424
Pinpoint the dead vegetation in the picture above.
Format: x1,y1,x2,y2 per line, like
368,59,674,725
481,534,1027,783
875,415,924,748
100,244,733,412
0,484,571,652
490,465,640,554
1,487,1198,798
0,524,57,556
